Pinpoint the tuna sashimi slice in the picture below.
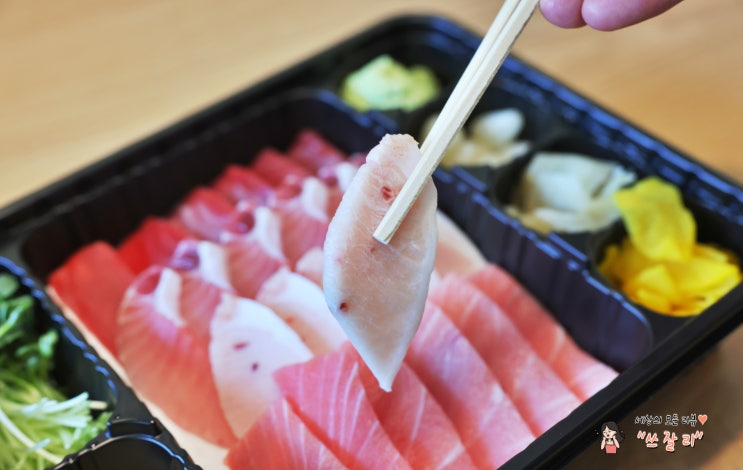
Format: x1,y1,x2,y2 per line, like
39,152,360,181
252,147,312,186
213,165,273,205
352,345,477,470
117,266,236,447
287,129,346,172
177,272,225,347
256,268,346,354
48,242,134,357
430,275,581,435
295,247,324,288
220,206,287,298
167,240,235,345
468,264,618,400
225,399,349,470
317,161,359,217
406,303,535,469
117,217,194,274
317,161,358,193
172,187,236,241
274,348,412,470
323,134,437,391
210,292,312,439
170,239,233,291
435,211,487,277
273,177,330,267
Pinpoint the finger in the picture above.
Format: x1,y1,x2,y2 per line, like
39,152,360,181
540,0,587,28
582,0,684,31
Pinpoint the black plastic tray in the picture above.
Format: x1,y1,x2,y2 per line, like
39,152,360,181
1,14,742,469
0,259,199,469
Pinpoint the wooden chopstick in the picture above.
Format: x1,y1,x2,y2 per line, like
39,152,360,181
373,0,540,245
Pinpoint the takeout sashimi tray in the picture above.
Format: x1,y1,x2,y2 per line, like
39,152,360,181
2,14,743,469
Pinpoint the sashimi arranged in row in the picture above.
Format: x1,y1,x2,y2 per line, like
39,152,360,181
229,267,616,469
48,130,365,447
47,128,618,468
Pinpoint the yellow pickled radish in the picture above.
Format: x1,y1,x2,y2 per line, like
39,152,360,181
612,177,695,262
599,177,741,316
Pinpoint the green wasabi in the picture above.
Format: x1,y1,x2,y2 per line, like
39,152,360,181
340,55,440,112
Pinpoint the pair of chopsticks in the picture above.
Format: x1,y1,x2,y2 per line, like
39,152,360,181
373,0,540,245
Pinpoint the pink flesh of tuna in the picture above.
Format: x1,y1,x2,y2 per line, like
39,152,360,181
323,134,437,391
49,242,134,358
406,302,535,469
317,161,359,217
225,398,349,470
287,129,346,172
434,211,487,277
430,275,582,435
351,345,478,470
468,265,618,400
213,165,273,205
220,206,287,298
117,217,194,274
117,266,236,447
253,147,311,186
209,292,312,439
273,348,412,470
273,177,330,267
172,187,235,241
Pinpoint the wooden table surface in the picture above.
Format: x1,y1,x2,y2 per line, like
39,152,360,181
2,1,742,467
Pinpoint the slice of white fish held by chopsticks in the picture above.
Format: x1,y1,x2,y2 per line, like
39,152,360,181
323,134,437,391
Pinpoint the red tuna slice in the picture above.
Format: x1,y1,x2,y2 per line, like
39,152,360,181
295,247,324,288
117,266,236,447
273,177,330,267
220,205,287,298
274,348,412,470
435,211,487,277
48,242,134,357
429,275,581,435
351,345,477,470
252,147,312,187
118,217,194,274
210,292,312,439
172,187,236,241
213,165,273,205
287,129,346,173
225,398,349,470
256,268,346,355
323,134,437,392
468,265,618,400
406,303,535,469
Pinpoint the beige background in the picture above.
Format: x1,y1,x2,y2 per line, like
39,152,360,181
2,1,742,467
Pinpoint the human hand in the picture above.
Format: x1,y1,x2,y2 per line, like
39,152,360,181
540,0,685,30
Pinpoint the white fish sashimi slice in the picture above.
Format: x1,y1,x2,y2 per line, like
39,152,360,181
323,134,437,392
209,292,312,439
256,267,346,354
